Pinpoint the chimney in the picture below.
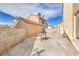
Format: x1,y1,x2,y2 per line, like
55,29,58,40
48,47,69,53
38,13,45,18
43,15,45,18
38,13,41,16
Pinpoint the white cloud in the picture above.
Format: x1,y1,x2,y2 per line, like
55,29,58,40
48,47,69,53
45,3,62,9
13,20,16,22
0,4,46,17
0,22,7,25
0,3,62,20
43,9,61,19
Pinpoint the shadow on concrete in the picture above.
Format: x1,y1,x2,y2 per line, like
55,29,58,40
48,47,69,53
42,37,50,40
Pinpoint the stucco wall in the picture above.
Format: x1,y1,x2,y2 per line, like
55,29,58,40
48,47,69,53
28,14,48,28
72,4,79,52
15,19,44,36
63,3,74,41
15,19,28,30
28,15,39,23
73,4,79,38
0,28,27,54
26,23,44,36
75,13,79,37
73,4,79,14
63,3,79,53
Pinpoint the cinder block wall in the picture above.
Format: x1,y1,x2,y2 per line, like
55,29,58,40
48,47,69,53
0,28,27,54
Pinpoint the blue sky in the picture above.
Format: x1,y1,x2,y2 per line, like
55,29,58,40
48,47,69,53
0,3,63,26
0,11,16,25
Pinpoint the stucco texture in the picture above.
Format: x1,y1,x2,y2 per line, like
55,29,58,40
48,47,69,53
0,28,27,54
63,3,74,41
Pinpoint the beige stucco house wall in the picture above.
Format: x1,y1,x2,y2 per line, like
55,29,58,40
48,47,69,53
74,4,79,38
15,17,44,36
63,3,79,52
26,22,44,36
28,14,40,23
63,4,74,40
57,22,64,35
75,12,79,37
28,14,48,28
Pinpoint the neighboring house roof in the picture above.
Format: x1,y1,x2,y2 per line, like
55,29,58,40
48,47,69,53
15,17,44,26
0,25,9,28
27,13,48,26
14,13,48,28
27,13,41,20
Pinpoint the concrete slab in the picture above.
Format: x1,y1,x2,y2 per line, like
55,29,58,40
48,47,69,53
31,28,79,56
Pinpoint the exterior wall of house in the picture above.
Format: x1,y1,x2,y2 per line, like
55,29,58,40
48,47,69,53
63,3,74,41
28,14,48,28
73,4,79,52
15,19,44,36
15,19,28,30
57,22,64,35
73,4,79,38
28,14,39,23
73,4,79,14
63,3,79,52
26,23,44,36
75,13,79,38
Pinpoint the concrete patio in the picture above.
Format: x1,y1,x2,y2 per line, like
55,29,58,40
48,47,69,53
31,28,79,56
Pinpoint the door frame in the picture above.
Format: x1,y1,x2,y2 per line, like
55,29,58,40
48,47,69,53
74,16,77,39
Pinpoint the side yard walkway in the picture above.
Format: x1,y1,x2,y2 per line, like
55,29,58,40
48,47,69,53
31,28,79,56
